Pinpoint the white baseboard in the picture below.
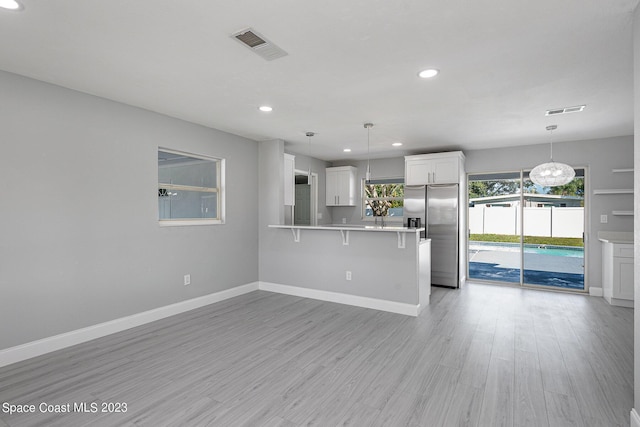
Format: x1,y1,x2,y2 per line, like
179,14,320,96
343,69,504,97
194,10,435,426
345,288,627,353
589,287,603,297
0,282,259,369
259,281,419,317
631,408,640,427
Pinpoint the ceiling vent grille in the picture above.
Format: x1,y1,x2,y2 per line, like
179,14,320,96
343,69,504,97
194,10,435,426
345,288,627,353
231,28,288,61
545,105,586,116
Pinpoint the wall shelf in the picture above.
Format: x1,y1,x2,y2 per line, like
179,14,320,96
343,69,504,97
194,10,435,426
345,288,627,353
593,189,633,195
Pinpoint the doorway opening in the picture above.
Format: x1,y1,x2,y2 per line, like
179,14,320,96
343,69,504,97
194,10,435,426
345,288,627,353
294,170,318,226
467,168,585,291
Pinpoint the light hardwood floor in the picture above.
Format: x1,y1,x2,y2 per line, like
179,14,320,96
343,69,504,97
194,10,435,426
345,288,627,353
0,283,633,426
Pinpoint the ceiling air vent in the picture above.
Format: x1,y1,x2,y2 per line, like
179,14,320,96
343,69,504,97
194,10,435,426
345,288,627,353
545,105,586,116
231,28,288,61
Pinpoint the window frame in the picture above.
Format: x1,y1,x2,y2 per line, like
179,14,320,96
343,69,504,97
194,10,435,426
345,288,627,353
361,177,405,222
158,147,225,227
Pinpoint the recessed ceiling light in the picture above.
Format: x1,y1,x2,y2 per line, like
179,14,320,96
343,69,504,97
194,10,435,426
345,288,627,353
418,69,439,79
258,105,273,112
392,142,403,147
0,0,23,10
343,148,352,152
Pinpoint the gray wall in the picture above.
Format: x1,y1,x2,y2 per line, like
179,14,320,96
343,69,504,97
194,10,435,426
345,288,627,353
633,2,640,416
0,70,259,350
464,136,634,292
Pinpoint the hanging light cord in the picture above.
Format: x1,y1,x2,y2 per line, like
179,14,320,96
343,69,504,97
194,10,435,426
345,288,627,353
547,124,557,161
306,132,314,184
364,123,373,182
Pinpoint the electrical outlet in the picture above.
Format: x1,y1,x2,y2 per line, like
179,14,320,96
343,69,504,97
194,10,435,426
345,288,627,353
342,218,347,224
346,271,352,281
600,214,608,224
184,274,191,286
317,213,323,220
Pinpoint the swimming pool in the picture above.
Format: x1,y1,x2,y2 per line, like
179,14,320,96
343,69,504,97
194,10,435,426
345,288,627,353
469,241,584,258
468,241,584,289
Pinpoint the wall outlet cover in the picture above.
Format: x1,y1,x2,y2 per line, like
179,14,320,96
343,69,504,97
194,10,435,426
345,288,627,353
184,274,191,286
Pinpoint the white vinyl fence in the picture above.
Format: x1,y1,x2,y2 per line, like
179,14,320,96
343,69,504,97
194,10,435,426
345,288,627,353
469,206,583,238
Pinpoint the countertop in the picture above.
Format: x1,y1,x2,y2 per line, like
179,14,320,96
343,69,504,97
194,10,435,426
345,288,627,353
269,224,424,233
597,231,634,244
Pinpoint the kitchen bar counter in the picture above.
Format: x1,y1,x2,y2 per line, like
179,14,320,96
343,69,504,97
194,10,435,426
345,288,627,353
269,224,423,232
268,224,423,248
261,224,431,316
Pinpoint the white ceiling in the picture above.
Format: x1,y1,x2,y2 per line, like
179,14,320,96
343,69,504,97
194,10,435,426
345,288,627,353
0,0,637,160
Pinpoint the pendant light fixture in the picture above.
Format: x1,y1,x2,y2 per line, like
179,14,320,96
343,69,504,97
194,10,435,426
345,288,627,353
529,125,575,187
305,131,314,185
364,123,374,183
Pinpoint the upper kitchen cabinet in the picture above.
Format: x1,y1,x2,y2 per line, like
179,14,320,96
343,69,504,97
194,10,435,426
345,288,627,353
284,153,295,206
405,151,465,185
326,166,357,206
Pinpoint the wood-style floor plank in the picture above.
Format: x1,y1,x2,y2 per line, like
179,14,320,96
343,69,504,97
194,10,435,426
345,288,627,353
0,283,633,427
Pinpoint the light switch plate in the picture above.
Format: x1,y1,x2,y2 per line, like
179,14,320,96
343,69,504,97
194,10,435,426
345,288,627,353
600,214,608,224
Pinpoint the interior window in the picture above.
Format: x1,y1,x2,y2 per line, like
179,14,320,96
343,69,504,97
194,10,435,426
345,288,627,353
158,148,224,225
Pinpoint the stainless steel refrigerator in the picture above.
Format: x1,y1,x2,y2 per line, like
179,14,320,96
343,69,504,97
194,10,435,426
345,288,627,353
404,184,459,288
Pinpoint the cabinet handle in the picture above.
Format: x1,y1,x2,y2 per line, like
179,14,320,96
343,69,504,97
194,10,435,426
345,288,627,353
433,172,436,183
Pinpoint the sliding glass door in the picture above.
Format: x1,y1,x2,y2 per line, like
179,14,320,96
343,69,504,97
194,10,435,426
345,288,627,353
468,169,585,291
522,169,585,290
468,172,522,285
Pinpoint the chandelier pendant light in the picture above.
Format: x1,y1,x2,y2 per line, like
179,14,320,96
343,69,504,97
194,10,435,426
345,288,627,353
305,132,314,185
529,125,575,187
364,123,374,183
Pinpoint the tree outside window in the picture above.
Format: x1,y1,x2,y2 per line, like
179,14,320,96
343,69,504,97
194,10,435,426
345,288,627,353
363,179,404,218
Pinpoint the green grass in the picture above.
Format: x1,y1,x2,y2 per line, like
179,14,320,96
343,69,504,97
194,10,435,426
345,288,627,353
470,234,584,247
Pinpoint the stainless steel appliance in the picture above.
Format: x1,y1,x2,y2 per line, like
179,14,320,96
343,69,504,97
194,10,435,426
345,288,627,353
404,184,459,288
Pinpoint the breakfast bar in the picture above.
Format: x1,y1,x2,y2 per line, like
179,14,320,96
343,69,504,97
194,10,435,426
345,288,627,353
261,225,431,316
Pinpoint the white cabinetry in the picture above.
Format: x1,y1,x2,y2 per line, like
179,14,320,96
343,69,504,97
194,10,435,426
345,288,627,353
405,152,464,185
326,166,357,206
602,241,634,307
284,154,295,206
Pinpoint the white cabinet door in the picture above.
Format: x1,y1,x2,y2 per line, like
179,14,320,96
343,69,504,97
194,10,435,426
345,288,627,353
284,154,295,206
602,242,634,306
405,159,431,185
431,157,459,184
613,257,634,300
336,169,355,206
326,168,339,206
